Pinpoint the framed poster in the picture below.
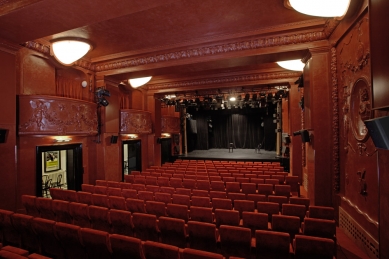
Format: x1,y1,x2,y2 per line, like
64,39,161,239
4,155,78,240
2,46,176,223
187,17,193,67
44,151,61,172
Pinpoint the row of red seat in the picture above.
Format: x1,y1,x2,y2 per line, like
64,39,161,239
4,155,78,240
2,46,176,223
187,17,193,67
19,194,336,257
0,244,50,259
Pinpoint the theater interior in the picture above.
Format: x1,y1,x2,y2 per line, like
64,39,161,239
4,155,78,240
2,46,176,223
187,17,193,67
0,0,389,258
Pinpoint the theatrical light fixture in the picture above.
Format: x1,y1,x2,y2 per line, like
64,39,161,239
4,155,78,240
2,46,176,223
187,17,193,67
287,0,351,18
95,88,110,107
54,136,72,142
229,96,236,102
51,38,91,65
277,59,305,71
128,76,152,88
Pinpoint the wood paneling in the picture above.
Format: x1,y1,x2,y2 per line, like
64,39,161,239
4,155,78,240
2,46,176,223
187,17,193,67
120,109,152,134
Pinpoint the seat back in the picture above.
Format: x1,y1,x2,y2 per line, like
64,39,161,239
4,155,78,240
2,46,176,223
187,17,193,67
158,217,187,248
145,201,167,218
77,191,93,205
91,193,109,208
109,196,126,210
143,241,180,259
107,187,122,197
241,183,257,194
52,199,72,224
138,191,154,202
172,194,191,206
257,201,280,222
125,198,146,213
132,213,159,241
212,198,232,210
255,229,291,259
191,196,211,208
69,202,90,228
154,192,172,205
209,191,227,199
35,197,55,220
289,197,310,210
294,234,335,259
182,248,223,259
308,206,334,220
271,214,301,240
54,222,88,259
88,205,111,233
11,213,38,251
233,200,255,217
31,217,64,258
242,212,268,235
219,225,251,258
166,203,189,222
109,234,144,259
214,209,240,227
109,209,134,237
190,206,213,223
225,182,240,193
210,181,225,192
121,189,138,199
187,221,218,253
302,218,336,240
21,195,40,217
80,228,112,259
282,203,306,222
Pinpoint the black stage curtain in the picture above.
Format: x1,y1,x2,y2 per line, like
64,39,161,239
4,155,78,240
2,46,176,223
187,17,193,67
189,110,276,150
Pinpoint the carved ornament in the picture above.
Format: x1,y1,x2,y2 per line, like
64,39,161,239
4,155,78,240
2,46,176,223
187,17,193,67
120,109,152,134
161,116,180,133
331,47,340,192
18,95,98,135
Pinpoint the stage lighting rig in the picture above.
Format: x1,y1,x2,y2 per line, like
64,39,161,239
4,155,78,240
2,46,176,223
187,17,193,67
95,88,110,107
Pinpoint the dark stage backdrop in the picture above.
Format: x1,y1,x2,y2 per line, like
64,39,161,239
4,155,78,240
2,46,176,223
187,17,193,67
187,108,276,151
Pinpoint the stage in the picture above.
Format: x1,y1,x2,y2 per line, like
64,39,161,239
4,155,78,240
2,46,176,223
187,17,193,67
178,148,280,162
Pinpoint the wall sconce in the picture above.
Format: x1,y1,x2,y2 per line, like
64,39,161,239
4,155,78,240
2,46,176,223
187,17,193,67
51,38,92,65
128,76,152,88
277,59,305,71
127,134,138,139
285,0,351,18
162,133,171,138
54,136,72,142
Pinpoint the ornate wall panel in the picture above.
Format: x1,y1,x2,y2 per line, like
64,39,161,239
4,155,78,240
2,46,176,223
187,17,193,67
120,109,152,134
18,95,98,135
337,13,379,238
161,116,180,133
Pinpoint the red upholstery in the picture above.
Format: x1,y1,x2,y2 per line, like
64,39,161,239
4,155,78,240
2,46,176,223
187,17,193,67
80,228,112,259
145,185,160,193
175,188,192,196
120,182,133,189
35,197,55,220
96,180,108,186
294,234,335,259
191,196,211,208
302,218,336,240
257,201,280,222
182,248,223,259
183,179,197,189
250,178,264,184
146,201,167,218
271,175,285,184
107,187,122,197
109,209,134,237
257,184,274,196
31,217,64,258
69,202,91,228
241,183,257,194
131,184,146,192
52,200,72,224
271,214,301,240
159,187,175,195
255,229,292,259
209,191,227,199
125,198,146,214
274,185,291,198
196,180,210,190
76,191,93,205
170,178,183,188
234,200,255,217
227,192,246,204
54,222,88,259
242,212,268,235
91,193,109,208
167,203,189,222
138,191,154,202
109,234,144,259
124,175,135,183
225,182,240,193
94,185,108,195
247,194,267,209
289,197,310,210
21,195,40,217
214,209,240,227
192,190,209,197
88,205,111,233
145,176,158,186
0,249,28,259
172,194,191,207
11,213,38,252
132,213,159,241
308,206,334,220
109,196,126,210
81,183,95,193
219,225,251,258
212,198,232,210
210,181,225,192
143,241,180,259
107,181,121,188
187,221,218,253
158,177,170,187
1,246,29,256
282,204,306,222
190,206,213,223
154,192,172,205
268,195,289,211
134,176,146,184
121,189,138,199
158,216,187,248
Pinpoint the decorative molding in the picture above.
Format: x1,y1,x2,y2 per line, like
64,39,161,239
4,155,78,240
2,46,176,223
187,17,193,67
323,19,341,38
22,41,50,55
148,72,301,91
0,38,22,54
161,116,180,133
341,196,379,228
120,109,153,134
331,47,340,192
18,95,98,135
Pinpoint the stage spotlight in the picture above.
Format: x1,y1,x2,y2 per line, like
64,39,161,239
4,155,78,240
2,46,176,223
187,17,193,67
229,96,236,102
95,88,110,107
99,98,109,107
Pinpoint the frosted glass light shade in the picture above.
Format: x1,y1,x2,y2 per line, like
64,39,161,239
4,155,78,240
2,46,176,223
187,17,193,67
289,0,351,17
128,76,152,88
277,59,305,71
52,40,91,65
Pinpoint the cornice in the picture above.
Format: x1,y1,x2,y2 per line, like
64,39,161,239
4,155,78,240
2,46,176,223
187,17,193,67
0,37,22,54
22,41,50,55
147,71,301,91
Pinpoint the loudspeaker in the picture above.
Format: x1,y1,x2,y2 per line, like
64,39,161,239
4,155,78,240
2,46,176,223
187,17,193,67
300,130,310,143
110,135,118,144
364,116,389,150
0,128,7,143
282,133,291,144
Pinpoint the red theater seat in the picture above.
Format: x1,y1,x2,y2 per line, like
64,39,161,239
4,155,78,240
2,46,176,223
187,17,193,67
268,195,289,211
167,203,189,222
271,214,301,240
294,235,335,259
54,222,88,259
289,197,310,211
182,248,223,259
190,206,213,224
233,200,255,217
77,191,93,205
307,206,334,220
88,205,111,233
255,229,292,259
11,213,38,252
109,196,126,210
91,193,109,208
225,182,240,193
132,213,159,242
214,209,240,227
35,197,55,220
302,218,336,240
31,217,64,258
109,209,134,237
146,201,167,218
209,191,227,199
257,184,274,196
172,194,191,207
109,234,145,259
154,192,172,205
69,202,91,228
21,195,40,217
94,185,108,195
137,191,154,202
170,178,183,188
191,196,212,208
125,198,146,214
146,176,158,186
282,204,306,222
187,221,218,253
192,189,209,197
121,189,138,199
210,181,225,192
52,199,72,224
219,225,251,258
158,217,187,248
242,212,269,235
143,241,180,259
257,201,280,222
176,188,192,196
80,228,112,259
107,187,122,197
212,198,232,210
241,182,257,195
107,181,121,188
247,194,267,209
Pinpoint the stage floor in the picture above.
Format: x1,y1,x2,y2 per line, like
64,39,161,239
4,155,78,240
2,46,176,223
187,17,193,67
178,149,279,162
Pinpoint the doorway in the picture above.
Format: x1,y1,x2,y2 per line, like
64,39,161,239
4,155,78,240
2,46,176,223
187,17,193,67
122,140,142,180
36,144,83,197
161,138,172,165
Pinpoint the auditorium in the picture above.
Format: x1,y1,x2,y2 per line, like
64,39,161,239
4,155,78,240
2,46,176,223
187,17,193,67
0,0,388,258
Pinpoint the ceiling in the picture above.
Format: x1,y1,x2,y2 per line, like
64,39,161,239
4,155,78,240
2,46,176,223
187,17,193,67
0,0,340,96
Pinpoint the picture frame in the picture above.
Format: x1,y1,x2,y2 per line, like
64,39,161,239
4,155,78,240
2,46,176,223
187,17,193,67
44,151,61,172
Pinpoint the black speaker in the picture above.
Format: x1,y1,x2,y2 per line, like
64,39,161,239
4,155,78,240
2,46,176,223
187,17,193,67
282,133,291,144
364,116,389,150
0,128,7,143
300,130,310,143
110,135,118,144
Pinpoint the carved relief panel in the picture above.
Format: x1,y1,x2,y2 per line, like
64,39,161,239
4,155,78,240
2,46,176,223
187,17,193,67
161,116,180,133
18,95,98,135
120,109,152,134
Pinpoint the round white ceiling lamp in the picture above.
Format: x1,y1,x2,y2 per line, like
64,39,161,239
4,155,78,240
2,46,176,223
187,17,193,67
288,0,351,18
277,59,305,71
128,76,152,88
51,38,92,65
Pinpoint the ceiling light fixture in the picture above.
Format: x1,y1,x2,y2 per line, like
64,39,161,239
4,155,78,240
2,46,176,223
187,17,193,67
128,76,152,88
287,0,351,17
229,97,236,102
51,38,92,65
277,59,305,71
